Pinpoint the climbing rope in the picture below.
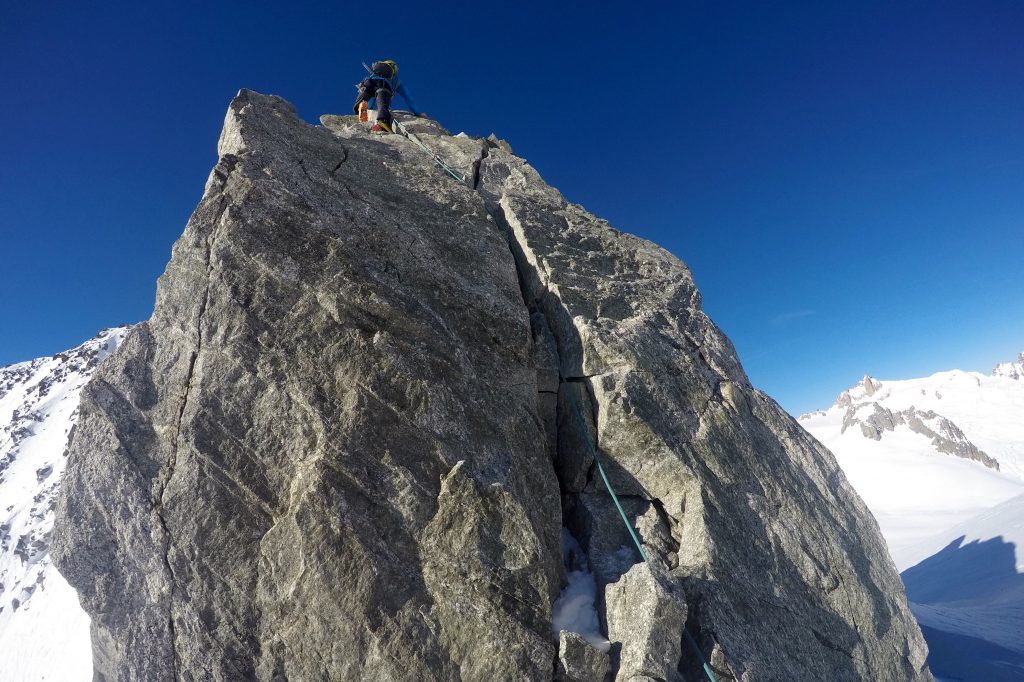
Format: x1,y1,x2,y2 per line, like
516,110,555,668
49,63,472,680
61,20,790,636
685,629,720,682
564,379,719,682
564,381,648,563
391,119,467,184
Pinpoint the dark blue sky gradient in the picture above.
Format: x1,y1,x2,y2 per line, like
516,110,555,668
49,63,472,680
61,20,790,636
2,1,1022,414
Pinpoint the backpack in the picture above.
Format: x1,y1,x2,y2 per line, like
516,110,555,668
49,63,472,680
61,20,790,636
371,60,398,79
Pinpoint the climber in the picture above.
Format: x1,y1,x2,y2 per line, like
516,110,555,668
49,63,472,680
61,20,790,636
353,60,423,134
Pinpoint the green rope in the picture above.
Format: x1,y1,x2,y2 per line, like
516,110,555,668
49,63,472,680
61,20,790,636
685,629,720,682
565,380,718,682
392,120,466,184
565,382,648,563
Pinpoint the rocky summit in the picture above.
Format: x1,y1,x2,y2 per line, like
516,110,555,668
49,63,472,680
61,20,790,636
52,90,931,681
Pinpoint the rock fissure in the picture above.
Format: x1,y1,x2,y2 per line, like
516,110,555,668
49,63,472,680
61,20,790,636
158,174,235,677
479,184,677,682
470,143,489,190
163,192,227,470
338,181,374,210
811,628,856,660
649,499,681,553
474,148,728,682
331,147,349,172
677,599,719,681
564,373,613,381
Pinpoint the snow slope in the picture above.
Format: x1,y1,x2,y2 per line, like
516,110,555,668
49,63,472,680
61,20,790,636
901,493,1024,681
902,493,1024,652
0,327,129,681
800,366,1024,565
800,354,1024,682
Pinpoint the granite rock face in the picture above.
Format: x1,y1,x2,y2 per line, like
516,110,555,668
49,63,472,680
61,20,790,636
605,563,688,681
556,631,610,682
54,90,931,681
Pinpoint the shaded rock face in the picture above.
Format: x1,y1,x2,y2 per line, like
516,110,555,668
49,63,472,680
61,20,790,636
556,631,609,682
605,563,688,681
53,91,930,681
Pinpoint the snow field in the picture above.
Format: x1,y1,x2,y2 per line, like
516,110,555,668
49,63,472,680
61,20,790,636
0,328,128,682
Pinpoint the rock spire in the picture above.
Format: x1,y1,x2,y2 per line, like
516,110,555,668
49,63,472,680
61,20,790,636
53,91,930,681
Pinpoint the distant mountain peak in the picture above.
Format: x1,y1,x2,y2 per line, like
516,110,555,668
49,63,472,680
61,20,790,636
834,374,884,408
862,374,882,396
992,352,1024,380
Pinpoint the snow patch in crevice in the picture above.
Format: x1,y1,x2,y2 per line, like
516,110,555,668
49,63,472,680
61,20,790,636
551,528,609,652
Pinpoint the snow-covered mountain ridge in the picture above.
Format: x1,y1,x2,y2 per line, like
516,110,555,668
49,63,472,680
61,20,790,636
0,327,129,681
800,356,1024,557
805,361,1024,477
800,352,1024,681
798,350,1024,557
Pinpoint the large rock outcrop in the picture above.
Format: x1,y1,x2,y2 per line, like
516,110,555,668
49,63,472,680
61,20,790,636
53,90,931,681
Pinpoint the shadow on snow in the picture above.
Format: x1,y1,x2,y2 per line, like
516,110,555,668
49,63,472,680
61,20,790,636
901,535,1024,682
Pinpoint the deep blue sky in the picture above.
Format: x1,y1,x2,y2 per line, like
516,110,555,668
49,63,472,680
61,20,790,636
2,1,1022,414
